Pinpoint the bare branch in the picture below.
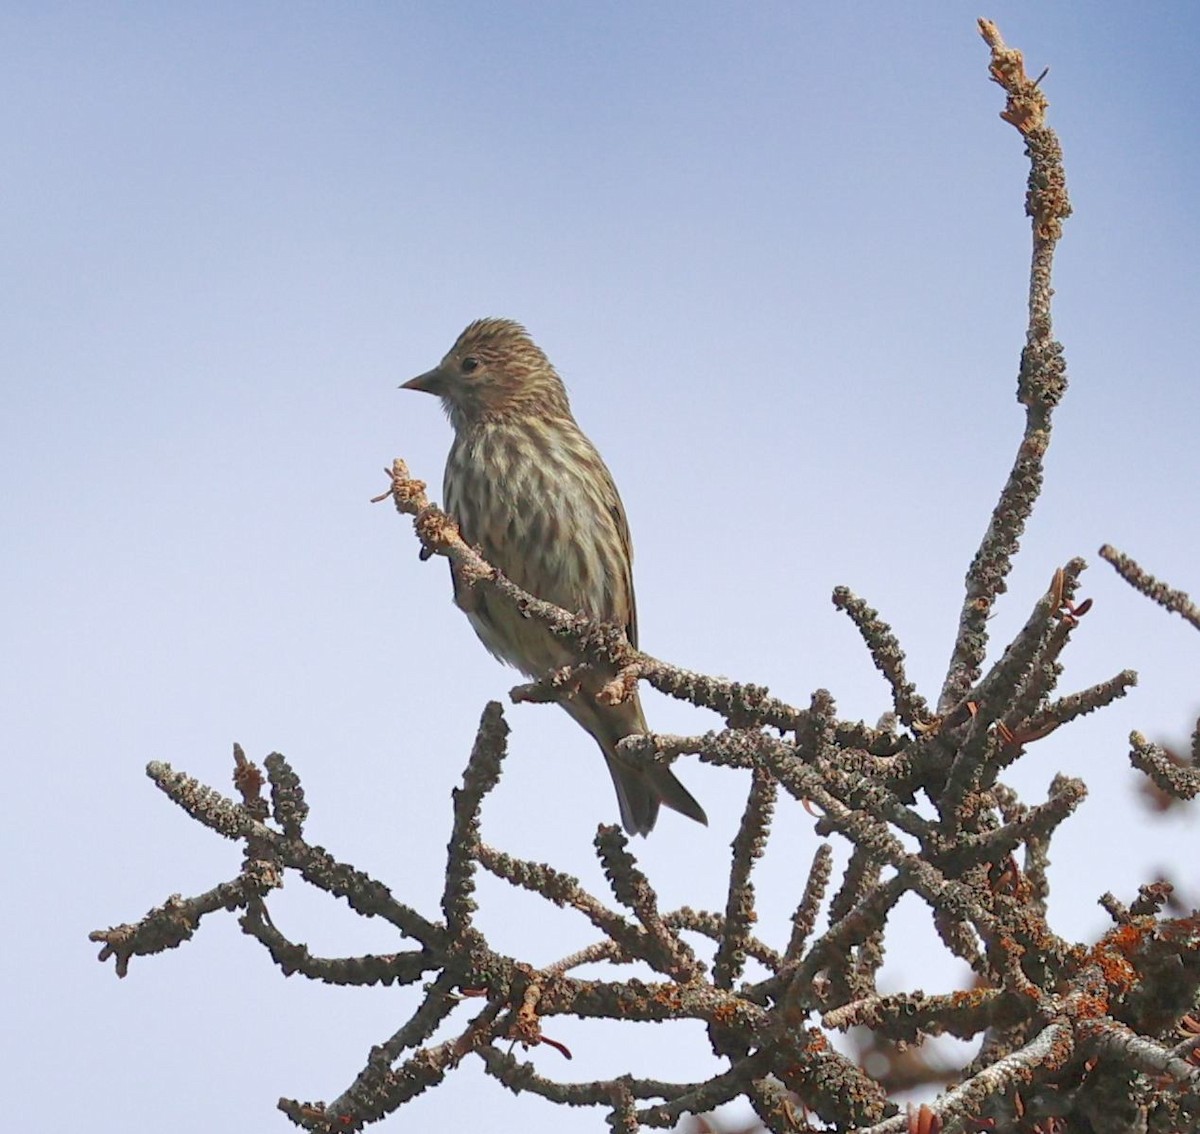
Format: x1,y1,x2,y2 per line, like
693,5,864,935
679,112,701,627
1100,543,1200,631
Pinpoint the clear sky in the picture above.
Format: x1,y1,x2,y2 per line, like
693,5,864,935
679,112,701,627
5,4,1198,1131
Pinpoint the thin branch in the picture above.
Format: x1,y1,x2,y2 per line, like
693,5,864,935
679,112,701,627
857,1019,1073,1134
940,20,1072,713
784,843,834,966
595,826,704,982
832,586,933,728
442,702,509,936
1130,731,1200,800
712,769,776,991
1100,544,1200,631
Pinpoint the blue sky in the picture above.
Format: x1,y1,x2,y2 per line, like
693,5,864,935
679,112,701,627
5,5,1199,1131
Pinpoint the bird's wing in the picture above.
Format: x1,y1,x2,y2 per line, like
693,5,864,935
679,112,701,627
607,490,638,650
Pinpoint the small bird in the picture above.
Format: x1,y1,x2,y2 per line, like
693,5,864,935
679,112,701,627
402,318,707,835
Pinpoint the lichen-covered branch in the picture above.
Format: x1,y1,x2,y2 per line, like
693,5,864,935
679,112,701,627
1100,544,1200,631
939,20,1073,715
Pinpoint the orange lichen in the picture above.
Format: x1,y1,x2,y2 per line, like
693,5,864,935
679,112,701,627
709,997,740,1026
1072,990,1112,1020
652,985,685,1012
1086,926,1144,997
232,750,265,801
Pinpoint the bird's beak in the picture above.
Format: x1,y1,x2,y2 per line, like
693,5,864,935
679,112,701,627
400,367,445,395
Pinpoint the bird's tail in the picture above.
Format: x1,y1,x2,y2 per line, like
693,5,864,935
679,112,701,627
562,692,707,835
603,745,708,837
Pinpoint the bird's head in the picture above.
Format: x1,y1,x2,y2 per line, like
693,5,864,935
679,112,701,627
402,318,571,430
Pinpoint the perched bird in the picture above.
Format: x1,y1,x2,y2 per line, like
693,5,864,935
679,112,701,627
402,318,707,835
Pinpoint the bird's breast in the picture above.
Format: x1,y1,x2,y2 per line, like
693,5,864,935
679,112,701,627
444,421,627,624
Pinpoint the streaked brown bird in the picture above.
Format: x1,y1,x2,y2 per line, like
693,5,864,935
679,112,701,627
402,318,707,835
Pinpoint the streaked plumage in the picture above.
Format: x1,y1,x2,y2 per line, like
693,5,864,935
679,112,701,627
402,318,706,835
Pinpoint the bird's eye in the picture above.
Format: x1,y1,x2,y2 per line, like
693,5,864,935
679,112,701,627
461,356,480,374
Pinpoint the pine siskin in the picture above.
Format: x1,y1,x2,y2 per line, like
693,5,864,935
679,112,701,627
402,318,707,835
